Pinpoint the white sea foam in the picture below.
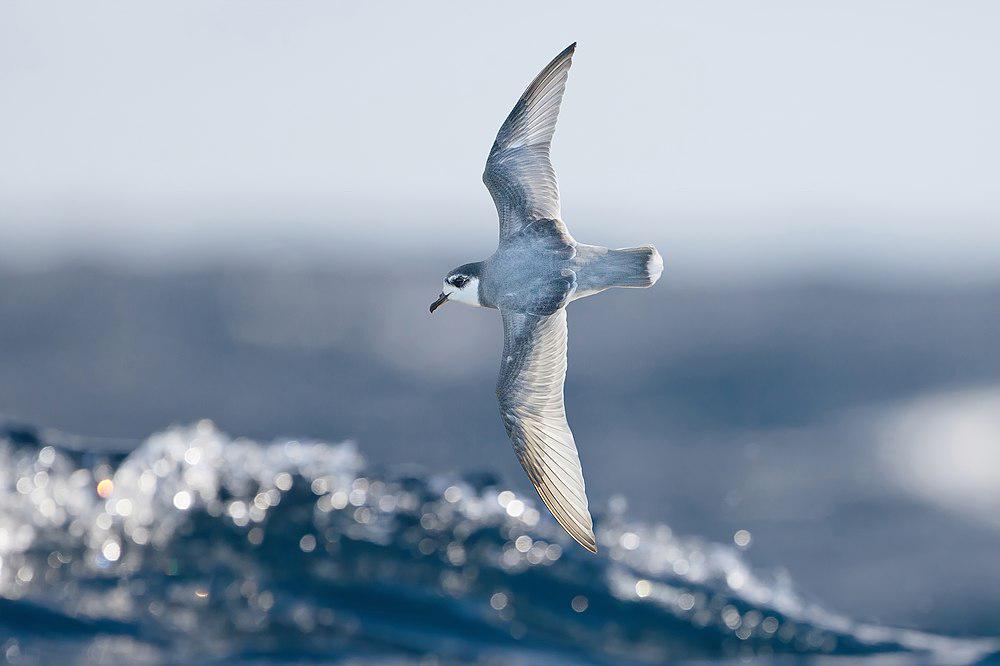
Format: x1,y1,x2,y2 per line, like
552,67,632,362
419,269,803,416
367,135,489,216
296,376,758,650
0,422,995,664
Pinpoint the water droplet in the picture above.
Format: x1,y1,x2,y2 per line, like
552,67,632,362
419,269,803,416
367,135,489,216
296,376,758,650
173,491,192,511
101,541,121,562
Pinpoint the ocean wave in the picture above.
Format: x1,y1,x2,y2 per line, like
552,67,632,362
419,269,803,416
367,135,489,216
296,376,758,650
0,422,995,664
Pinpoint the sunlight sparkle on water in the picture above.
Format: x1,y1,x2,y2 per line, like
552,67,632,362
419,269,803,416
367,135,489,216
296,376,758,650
0,422,985,663
96,479,114,499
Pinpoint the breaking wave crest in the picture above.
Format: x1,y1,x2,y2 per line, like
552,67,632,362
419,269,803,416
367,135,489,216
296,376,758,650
0,422,995,664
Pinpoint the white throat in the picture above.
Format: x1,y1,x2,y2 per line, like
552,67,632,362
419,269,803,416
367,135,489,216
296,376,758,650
444,276,482,308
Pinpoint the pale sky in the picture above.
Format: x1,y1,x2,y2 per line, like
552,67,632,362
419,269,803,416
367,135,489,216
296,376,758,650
1,1,998,280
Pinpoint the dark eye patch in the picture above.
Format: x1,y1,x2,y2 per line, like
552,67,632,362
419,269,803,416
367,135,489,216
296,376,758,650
451,275,469,288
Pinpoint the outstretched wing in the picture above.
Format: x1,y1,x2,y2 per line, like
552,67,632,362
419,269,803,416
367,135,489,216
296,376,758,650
484,43,576,241
496,308,596,552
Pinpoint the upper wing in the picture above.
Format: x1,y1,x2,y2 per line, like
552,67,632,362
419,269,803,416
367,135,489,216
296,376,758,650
496,308,596,552
483,43,576,241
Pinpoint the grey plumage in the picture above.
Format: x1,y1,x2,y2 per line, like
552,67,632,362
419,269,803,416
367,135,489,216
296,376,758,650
484,43,572,239
497,309,593,551
432,43,662,553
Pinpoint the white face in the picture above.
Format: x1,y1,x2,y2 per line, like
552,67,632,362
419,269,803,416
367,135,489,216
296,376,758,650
442,275,481,307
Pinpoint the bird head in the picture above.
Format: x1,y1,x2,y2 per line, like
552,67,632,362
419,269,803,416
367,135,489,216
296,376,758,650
430,263,483,312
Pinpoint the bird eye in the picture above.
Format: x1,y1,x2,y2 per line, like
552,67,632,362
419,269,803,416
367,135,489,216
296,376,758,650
452,275,469,288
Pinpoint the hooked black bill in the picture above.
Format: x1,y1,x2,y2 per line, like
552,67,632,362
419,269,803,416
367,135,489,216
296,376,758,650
429,293,448,313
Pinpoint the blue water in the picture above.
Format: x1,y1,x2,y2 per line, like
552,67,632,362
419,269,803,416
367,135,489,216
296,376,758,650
0,422,996,664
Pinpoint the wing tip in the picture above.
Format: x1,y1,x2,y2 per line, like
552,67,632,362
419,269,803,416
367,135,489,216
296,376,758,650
559,516,598,554
538,42,577,83
578,535,598,554
555,42,577,67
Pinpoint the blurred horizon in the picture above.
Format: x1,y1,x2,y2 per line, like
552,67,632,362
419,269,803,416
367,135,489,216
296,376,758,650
5,214,1000,287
